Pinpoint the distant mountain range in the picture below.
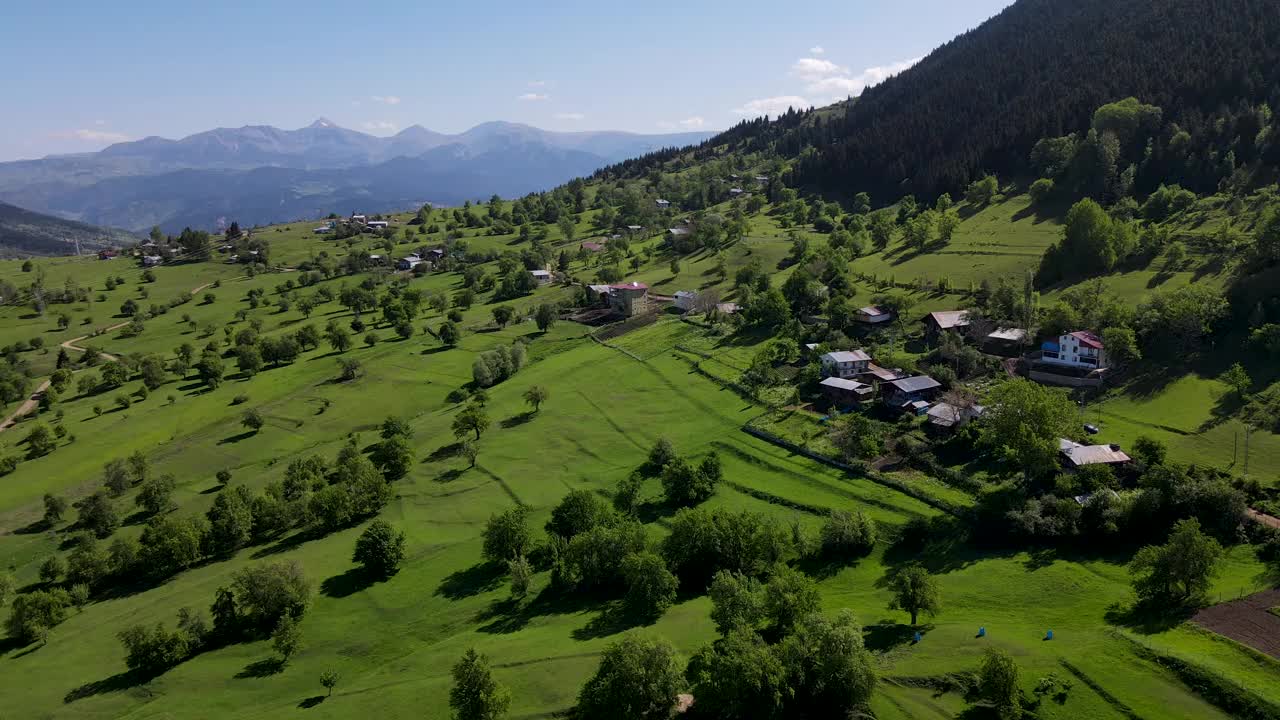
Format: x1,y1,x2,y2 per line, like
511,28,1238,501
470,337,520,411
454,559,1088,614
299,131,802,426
0,120,713,234
0,202,138,258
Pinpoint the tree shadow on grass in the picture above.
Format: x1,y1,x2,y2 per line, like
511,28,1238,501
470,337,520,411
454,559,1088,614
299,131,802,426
234,657,284,679
427,442,462,462
475,584,603,635
321,567,380,598
13,518,52,535
571,599,650,641
435,561,505,601
65,669,154,703
421,346,451,356
218,430,256,445
0,635,29,656
793,552,865,581
298,696,326,709
500,411,535,429
1103,600,1194,635
863,622,929,653
434,467,466,483
250,527,321,560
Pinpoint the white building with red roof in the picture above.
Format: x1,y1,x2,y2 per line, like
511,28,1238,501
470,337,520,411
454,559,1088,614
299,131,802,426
1041,331,1107,370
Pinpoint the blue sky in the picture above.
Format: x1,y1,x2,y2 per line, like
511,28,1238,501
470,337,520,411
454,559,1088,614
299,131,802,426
0,0,1012,161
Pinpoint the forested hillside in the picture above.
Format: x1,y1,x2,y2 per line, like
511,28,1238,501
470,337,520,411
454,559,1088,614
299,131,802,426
0,202,136,258
601,0,1280,204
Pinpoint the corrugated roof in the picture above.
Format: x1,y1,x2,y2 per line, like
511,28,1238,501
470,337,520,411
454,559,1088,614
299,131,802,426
890,376,942,393
822,350,871,363
820,377,871,391
1059,439,1130,466
1070,330,1104,350
928,310,970,329
858,306,888,316
609,281,649,291
987,327,1027,342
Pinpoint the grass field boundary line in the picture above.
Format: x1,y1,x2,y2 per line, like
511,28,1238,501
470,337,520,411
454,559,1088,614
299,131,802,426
723,479,830,516
1057,658,1146,720
492,651,602,669
1091,409,1195,436
740,426,963,516
1109,632,1280,720
473,465,526,507
574,389,648,452
710,439,930,518
588,332,643,362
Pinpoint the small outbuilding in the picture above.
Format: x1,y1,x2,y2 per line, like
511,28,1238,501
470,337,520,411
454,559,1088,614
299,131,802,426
854,306,893,325
883,376,943,410
820,377,875,407
925,311,970,341
1059,439,1131,469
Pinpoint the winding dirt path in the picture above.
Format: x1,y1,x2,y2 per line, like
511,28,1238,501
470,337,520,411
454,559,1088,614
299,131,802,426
0,325,126,433
0,273,227,434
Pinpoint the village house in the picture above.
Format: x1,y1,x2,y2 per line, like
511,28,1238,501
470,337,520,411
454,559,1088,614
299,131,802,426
396,254,422,271
984,327,1027,356
820,350,872,379
714,302,739,316
1042,331,1107,370
366,220,389,230
608,281,649,317
625,225,645,235
97,249,118,260
883,376,943,413
351,214,367,224
142,255,163,267
924,310,970,341
754,175,769,184
729,188,745,197
854,306,893,325
820,377,875,407
674,290,698,312
531,269,554,285
1058,438,1131,469
667,227,691,242
927,402,985,431
655,199,671,209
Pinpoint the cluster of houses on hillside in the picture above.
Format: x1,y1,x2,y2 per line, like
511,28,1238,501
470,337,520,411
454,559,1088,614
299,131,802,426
922,309,1110,387
814,342,1130,470
314,212,390,235
814,347,964,430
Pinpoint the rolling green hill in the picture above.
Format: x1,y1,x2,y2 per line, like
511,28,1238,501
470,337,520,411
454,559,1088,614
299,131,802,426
2,0,1280,717
0,202,137,257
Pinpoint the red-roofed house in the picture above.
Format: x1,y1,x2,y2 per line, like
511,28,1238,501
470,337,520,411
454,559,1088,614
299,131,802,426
1041,331,1107,370
608,281,649,317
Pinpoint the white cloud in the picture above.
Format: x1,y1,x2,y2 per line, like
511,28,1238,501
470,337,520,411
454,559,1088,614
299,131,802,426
732,96,811,117
791,55,922,97
371,95,401,105
528,80,547,88
657,116,708,130
53,128,130,143
791,57,844,81
809,45,825,55
517,93,549,101
361,120,398,132
554,112,585,121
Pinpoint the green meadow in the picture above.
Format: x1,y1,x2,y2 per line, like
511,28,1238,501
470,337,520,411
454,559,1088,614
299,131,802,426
0,196,1276,719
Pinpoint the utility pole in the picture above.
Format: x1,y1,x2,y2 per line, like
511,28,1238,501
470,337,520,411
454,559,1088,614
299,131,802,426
1244,423,1252,479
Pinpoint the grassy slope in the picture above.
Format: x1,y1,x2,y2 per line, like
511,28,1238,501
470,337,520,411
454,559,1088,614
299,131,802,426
0,200,1275,718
